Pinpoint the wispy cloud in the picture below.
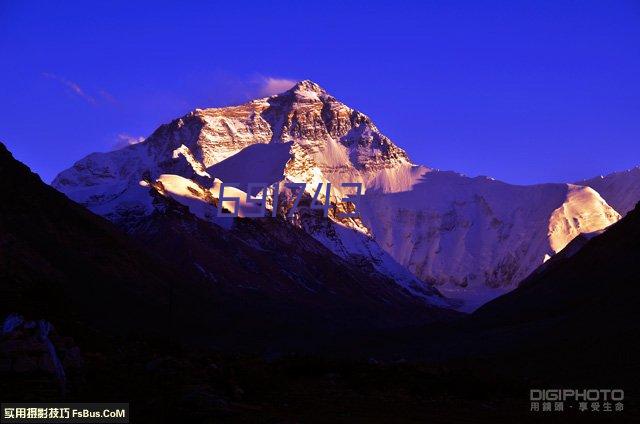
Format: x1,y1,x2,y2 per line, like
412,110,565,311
164,72,299,108
99,89,118,105
112,133,145,150
42,72,97,105
258,77,297,97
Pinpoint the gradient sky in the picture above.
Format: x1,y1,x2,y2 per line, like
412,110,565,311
1,0,639,184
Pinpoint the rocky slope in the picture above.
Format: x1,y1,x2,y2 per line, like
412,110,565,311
330,204,640,394
0,142,457,356
5,139,637,421
0,143,178,333
51,81,448,304
475,200,640,324
53,81,620,310
359,174,619,310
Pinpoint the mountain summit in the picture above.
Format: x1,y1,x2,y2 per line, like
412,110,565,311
53,82,620,310
286,79,327,95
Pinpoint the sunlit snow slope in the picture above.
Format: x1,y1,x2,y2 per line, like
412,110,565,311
53,81,620,310
578,167,640,217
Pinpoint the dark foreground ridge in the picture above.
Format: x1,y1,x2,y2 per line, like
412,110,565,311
0,139,456,344
1,142,638,422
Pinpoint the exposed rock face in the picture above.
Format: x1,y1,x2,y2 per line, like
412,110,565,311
51,81,445,304
53,80,414,209
52,80,620,310
0,139,458,360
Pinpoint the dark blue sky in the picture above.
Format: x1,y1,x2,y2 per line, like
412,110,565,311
1,0,639,184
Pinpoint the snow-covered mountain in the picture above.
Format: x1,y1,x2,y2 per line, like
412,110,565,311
0,139,458,355
53,80,620,310
52,80,447,306
359,175,619,310
577,167,640,216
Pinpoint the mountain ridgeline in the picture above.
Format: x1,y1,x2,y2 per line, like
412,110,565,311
0,141,457,352
53,80,626,310
3,79,640,420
